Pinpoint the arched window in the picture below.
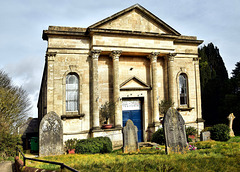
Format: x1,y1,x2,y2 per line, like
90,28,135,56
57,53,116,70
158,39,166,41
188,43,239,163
179,73,188,106
66,73,79,111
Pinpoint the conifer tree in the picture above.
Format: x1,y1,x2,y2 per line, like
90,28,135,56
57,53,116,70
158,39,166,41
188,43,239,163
199,43,229,126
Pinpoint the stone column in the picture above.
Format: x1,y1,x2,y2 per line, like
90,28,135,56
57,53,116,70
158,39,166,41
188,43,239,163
148,52,160,126
227,113,235,137
167,53,176,102
110,50,122,128
46,52,56,112
91,50,101,130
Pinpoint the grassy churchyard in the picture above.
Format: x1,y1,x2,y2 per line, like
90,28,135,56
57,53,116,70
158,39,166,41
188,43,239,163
25,137,240,172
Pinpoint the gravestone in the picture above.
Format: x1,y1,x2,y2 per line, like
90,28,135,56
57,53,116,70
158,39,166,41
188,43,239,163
123,119,139,153
39,111,64,157
201,131,211,141
163,108,188,154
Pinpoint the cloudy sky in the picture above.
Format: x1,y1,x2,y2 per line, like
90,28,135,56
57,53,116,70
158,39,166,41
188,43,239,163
1,0,239,118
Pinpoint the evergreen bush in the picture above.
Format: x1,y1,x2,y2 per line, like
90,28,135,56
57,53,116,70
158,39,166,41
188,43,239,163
210,124,230,141
151,128,165,145
75,137,112,154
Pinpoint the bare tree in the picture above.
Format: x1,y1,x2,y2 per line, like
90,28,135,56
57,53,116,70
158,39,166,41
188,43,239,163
0,69,31,133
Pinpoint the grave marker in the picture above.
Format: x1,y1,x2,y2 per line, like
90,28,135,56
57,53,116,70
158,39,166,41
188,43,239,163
39,111,64,157
201,131,211,141
227,113,235,137
123,119,139,153
163,108,188,154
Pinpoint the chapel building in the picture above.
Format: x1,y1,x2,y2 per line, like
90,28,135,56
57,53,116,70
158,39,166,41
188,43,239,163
38,4,204,147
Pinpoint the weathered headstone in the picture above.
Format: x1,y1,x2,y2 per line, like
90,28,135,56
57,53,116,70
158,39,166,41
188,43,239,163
123,119,139,153
201,131,211,141
227,113,235,137
163,108,188,154
39,111,64,157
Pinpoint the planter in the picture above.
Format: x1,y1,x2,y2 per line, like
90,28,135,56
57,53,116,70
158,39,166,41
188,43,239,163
68,149,75,154
102,124,113,129
188,135,195,139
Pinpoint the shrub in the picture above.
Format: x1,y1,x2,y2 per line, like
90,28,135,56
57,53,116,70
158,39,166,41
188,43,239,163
151,128,165,145
201,127,212,133
0,131,22,159
210,124,230,141
75,137,112,154
186,126,197,136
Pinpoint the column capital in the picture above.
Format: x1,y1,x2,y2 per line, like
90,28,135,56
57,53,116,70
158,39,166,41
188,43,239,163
193,57,200,65
110,50,122,60
91,49,101,59
168,53,177,61
148,52,160,62
46,52,57,61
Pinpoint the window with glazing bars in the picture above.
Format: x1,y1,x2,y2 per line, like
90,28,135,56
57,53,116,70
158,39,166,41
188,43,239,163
179,74,188,105
66,73,79,111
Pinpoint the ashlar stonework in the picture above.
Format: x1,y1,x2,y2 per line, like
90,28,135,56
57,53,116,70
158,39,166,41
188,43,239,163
39,111,64,157
163,108,188,154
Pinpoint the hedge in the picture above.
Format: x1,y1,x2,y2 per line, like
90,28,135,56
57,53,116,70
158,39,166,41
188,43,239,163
75,137,112,154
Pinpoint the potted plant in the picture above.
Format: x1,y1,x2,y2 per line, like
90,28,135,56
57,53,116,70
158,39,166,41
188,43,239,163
159,99,174,117
100,101,115,129
65,138,77,154
186,126,197,140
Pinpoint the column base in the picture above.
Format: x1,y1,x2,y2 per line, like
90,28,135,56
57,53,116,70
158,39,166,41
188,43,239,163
91,127,102,132
115,125,122,129
153,121,161,127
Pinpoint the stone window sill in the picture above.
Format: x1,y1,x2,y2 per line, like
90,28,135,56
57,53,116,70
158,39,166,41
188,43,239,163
177,107,194,111
61,113,85,120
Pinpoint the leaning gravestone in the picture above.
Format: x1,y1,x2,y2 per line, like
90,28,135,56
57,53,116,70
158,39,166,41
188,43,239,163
123,119,139,153
39,111,64,157
163,108,188,154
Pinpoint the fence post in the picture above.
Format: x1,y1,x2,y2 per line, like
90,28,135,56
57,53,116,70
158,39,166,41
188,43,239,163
61,164,64,172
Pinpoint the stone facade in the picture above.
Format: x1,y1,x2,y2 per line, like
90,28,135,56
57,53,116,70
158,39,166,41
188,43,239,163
38,4,204,147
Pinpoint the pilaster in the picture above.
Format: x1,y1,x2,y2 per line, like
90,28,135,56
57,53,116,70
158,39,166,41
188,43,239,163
193,57,203,130
46,52,56,113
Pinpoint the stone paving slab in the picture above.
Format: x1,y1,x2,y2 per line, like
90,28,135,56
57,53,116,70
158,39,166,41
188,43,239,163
0,161,14,172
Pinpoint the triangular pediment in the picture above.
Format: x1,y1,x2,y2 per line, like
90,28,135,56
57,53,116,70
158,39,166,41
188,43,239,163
89,4,180,35
120,76,151,90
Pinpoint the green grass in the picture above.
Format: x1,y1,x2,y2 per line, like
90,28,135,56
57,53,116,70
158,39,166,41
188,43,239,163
26,139,240,172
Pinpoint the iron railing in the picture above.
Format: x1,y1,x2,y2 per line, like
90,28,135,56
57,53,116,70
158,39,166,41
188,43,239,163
16,147,78,172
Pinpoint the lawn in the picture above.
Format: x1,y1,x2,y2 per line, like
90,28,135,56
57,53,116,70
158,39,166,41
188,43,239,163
26,137,240,172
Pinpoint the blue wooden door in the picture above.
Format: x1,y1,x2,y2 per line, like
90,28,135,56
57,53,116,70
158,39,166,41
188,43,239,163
122,99,143,142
